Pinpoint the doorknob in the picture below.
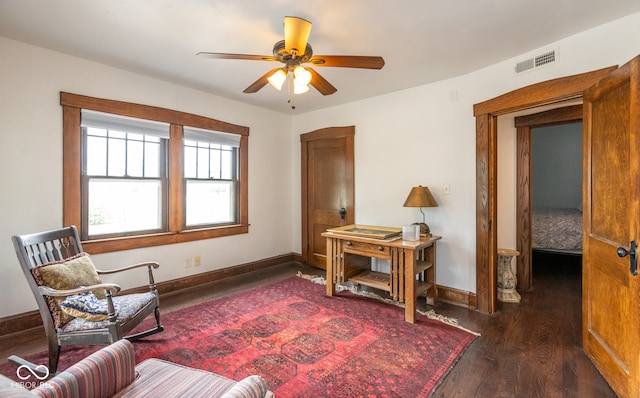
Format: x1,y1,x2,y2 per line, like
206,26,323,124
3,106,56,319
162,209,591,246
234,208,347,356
617,240,638,276
339,207,346,221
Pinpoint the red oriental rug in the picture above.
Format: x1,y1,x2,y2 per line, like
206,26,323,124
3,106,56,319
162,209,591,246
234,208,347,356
1,276,477,397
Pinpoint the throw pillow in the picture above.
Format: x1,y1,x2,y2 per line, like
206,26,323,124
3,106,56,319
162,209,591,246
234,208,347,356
60,289,119,321
31,252,105,327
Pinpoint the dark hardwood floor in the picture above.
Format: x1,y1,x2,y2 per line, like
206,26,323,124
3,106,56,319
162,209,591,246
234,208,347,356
433,251,615,398
0,255,615,397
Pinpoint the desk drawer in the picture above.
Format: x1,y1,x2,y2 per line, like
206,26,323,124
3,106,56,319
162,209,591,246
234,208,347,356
343,240,391,257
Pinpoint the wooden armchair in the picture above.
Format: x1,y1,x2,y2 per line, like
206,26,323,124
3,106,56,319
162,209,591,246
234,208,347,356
10,226,163,375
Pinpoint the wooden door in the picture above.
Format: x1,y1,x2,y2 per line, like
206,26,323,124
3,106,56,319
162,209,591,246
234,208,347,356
301,126,355,269
583,56,640,397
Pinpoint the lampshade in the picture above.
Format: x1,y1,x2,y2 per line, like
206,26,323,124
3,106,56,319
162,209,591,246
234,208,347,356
403,185,438,208
293,81,310,94
293,66,312,85
403,185,438,236
267,69,287,90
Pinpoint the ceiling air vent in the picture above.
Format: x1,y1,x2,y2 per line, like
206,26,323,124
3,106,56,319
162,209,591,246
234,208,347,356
515,49,557,74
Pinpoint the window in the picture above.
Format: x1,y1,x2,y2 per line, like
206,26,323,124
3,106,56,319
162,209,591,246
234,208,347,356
183,127,240,228
61,92,249,253
82,110,169,238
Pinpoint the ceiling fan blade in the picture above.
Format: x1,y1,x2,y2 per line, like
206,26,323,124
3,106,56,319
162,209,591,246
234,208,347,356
284,16,312,56
197,52,278,62
307,68,337,96
243,68,283,93
309,55,385,69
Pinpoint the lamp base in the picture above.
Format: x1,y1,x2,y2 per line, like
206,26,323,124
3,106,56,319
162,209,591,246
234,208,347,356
413,222,431,237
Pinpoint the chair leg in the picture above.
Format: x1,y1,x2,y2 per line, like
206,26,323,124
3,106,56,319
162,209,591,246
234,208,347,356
124,307,164,341
154,306,161,328
48,340,61,375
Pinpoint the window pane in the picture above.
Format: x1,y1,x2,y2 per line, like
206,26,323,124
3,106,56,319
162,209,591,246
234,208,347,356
88,178,162,236
127,139,144,177
210,149,221,179
108,137,126,176
221,150,232,179
145,141,160,178
185,180,234,226
128,132,144,141
87,127,107,137
86,135,107,176
184,145,197,178
197,147,209,178
110,130,126,139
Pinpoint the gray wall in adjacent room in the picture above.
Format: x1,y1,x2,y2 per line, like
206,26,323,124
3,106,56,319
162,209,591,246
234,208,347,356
532,122,583,209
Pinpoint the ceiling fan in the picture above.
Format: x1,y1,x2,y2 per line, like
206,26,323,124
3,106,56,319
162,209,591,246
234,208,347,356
197,16,385,96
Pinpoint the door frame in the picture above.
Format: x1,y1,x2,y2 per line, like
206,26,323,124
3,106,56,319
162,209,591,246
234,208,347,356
514,105,583,292
300,126,355,266
473,66,617,313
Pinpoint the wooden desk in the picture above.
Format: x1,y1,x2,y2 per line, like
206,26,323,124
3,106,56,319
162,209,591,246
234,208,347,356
322,231,441,323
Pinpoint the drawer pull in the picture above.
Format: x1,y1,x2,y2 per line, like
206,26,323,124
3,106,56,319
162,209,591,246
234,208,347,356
346,241,352,246
377,246,384,251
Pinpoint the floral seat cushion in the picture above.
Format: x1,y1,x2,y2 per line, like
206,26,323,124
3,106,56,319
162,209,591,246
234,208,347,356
60,289,121,321
60,292,157,333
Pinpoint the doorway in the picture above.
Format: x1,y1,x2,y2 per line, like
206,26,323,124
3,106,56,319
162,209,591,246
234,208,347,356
474,66,617,313
514,105,582,291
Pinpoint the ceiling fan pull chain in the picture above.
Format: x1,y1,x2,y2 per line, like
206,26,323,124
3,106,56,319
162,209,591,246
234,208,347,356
287,75,296,109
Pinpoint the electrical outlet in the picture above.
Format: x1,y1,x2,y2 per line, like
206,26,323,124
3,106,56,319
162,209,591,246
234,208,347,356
184,257,192,268
443,184,451,195
194,256,201,267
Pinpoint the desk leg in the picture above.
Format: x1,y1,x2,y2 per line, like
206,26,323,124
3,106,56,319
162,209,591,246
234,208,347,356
404,249,416,323
326,237,336,296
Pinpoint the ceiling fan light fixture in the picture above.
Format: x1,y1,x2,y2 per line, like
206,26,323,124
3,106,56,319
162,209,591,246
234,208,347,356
198,16,383,97
293,81,310,94
293,66,312,85
267,69,287,90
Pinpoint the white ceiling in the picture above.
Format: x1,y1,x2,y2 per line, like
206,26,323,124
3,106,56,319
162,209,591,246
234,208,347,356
1,0,639,114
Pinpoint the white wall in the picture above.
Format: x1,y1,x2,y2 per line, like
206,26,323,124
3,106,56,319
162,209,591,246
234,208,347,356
0,37,293,318
495,12,640,256
292,12,640,293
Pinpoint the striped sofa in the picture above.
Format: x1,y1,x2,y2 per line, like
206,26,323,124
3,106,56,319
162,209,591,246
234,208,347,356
0,340,275,398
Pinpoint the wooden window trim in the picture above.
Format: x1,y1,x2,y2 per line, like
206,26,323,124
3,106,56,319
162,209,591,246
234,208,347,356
61,92,249,254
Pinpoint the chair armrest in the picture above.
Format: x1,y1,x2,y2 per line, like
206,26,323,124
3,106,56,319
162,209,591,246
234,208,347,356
96,261,159,275
97,262,160,290
38,283,121,297
31,340,137,397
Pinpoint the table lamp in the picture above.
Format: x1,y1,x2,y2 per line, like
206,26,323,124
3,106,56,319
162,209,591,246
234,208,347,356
403,185,438,236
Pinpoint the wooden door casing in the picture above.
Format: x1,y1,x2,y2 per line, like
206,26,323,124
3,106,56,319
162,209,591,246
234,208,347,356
582,57,640,397
473,66,617,313
301,126,355,269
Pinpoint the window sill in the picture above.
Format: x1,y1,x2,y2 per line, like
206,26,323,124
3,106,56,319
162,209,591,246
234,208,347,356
82,224,249,254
